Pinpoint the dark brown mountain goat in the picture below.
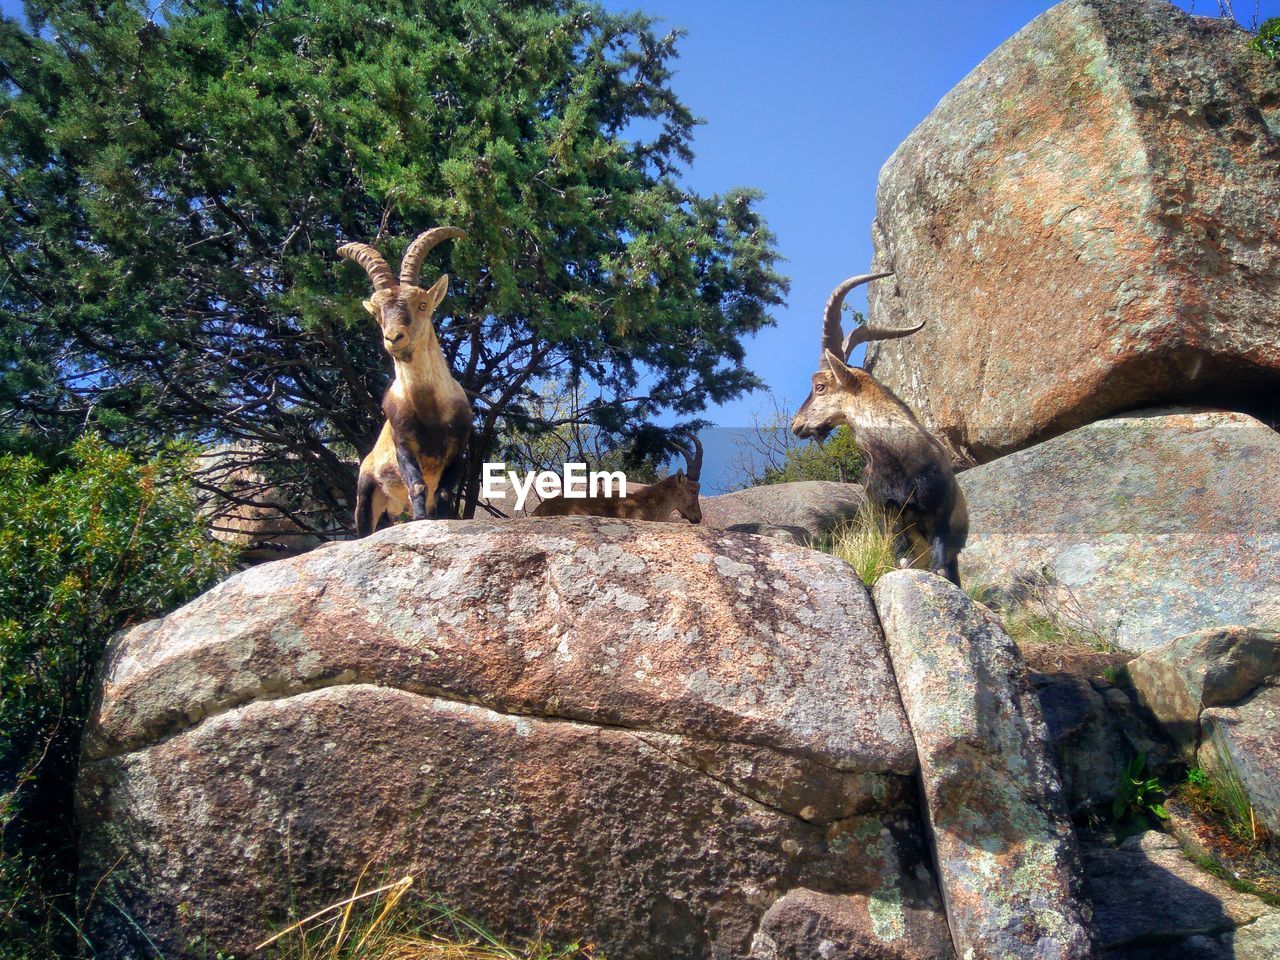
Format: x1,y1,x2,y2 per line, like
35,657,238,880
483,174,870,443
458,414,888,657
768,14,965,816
533,437,703,524
791,272,967,584
339,227,473,537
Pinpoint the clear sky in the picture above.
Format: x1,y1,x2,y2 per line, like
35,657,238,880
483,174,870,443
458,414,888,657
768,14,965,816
596,0,1280,428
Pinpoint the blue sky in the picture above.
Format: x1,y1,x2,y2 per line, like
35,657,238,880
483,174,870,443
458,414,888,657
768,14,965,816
596,0,1280,429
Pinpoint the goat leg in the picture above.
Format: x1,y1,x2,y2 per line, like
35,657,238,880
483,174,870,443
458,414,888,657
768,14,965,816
395,443,430,521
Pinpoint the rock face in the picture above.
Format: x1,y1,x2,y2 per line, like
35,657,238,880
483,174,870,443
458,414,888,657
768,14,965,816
78,518,926,959
700,481,867,544
1031,670,1173,816
864,0,1280,463
1128,626,1280,755
959,408,1280,653
1083,831,1278,959
873,570,1099,960
1200,684,1280,837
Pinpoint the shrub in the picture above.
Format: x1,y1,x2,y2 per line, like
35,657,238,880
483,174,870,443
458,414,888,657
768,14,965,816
0,435,233,957
759,427,864,485
1249,17,1280,60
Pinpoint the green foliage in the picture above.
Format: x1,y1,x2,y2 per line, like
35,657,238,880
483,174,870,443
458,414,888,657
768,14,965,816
1248,17,1280,60
759,427,864,485
0,0,786,528
0,435,232,957
1179,737,1267,847
1112,754,1169,833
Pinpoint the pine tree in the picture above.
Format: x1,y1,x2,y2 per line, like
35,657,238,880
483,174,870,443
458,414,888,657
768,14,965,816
0,0,786,525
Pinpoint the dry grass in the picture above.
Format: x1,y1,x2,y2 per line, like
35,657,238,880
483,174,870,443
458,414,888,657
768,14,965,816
256,872,598,960
821,505,916,586
967,573,1116,653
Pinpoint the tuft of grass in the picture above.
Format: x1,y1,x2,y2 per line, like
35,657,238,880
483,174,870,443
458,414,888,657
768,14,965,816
255,872,598,960
1179,732,1268,849
820,505,910,586
1181,849,1280,907
973,570,1117,653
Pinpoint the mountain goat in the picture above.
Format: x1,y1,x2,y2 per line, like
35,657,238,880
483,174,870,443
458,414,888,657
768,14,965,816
791,272,967,584
533,437,703,524
338,227,472,537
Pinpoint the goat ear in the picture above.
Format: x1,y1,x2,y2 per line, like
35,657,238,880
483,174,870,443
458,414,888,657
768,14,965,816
823,349,859,391
362,299,377,317
423,273,450,313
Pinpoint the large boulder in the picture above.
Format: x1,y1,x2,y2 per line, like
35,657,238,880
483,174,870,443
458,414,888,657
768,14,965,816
701,481,868,543
78,518,927,959
959,408,1280,653
864,0,1280,463
1128,626,1280,755
873,570,1099,960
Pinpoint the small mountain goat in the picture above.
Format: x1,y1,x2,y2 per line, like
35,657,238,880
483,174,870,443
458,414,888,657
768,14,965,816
791,272,967,584
533,437,703,524
339,227,472,537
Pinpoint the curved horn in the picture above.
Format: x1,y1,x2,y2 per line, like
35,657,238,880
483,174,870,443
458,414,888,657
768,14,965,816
822,271,895,362
337,242,395,292
399,226,466,287
684,435,703,482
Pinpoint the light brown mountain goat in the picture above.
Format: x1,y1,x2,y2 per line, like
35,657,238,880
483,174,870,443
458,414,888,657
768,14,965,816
791,272,967,584
339,227,472,537
533,437,703,524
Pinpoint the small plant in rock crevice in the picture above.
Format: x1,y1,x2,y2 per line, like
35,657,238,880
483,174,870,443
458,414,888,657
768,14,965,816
1179,741,1269,849
1112,753,1169,836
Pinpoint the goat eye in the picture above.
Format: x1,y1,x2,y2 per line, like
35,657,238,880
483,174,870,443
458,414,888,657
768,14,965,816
815,384,825,394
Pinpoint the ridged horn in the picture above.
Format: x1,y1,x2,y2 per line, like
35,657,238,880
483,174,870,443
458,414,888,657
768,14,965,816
400,226,466,287
673,434,702,482
337,242,395,292
821,271,895,363
842,316,926,361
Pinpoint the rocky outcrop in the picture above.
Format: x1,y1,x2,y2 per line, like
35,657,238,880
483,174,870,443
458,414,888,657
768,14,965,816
199,449,347,562
701,481,867,544
1200,685,1280,838
1114,624,1280,837
1031,670,1173,817
1083,831,1279,959
78,518,927,959
864,0,1280,463
1128,626,1280,755
959,408,1280,653
873,570,1099,960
